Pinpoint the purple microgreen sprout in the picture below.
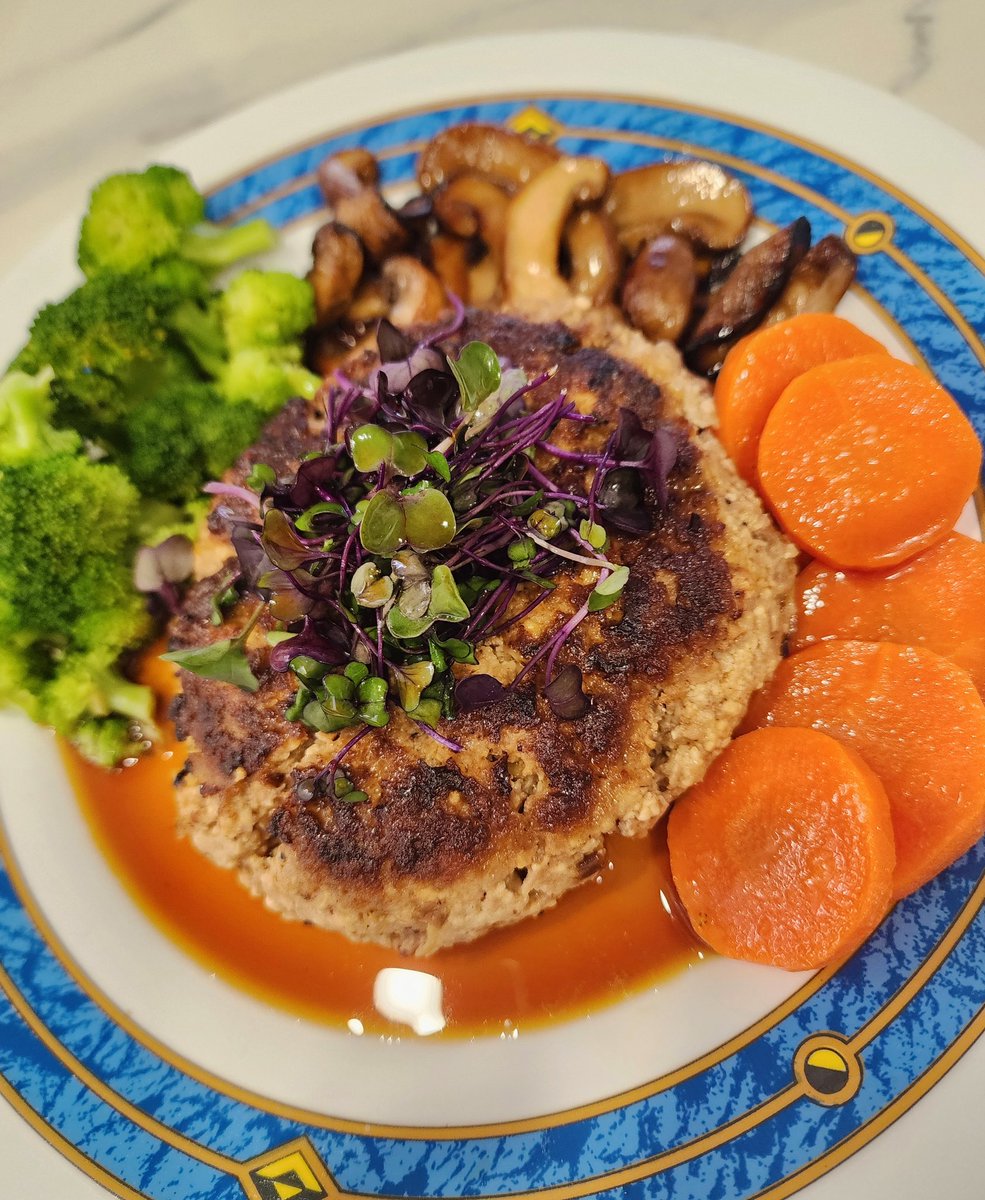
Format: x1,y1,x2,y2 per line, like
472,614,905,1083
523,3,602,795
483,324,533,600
195,320,677,741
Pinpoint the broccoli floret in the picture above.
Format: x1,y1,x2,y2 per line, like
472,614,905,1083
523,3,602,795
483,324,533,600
221,345,320,413
221,270,316,350
119,381,266,502
0,381,157,764
160,270,320,415
78,165,276,279
39,646,155,732
71,716,149,768
0,450,148,640
10,274,197,444
0,369,79,462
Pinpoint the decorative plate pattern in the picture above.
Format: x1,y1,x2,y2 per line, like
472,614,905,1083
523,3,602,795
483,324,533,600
1,85,983,1200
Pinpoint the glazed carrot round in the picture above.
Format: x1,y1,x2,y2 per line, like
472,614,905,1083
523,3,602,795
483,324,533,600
742,640,985,900
715,313,887,485
757,355,982,569
667,726,895,971
793,532,985,696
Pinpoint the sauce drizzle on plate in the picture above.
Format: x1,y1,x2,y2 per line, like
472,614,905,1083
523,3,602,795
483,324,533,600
66,729,700,1036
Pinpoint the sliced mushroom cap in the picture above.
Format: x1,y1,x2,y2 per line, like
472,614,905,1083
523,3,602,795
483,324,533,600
381,256,449,327
417,123,560,192
428,233,472,301
504,156,611,306
308,222,365,324
317,156,409,264
564,209,622,304
620,234,698,344
433,173,511,258
322,147,379,188
764,235,857,325
605,160,753,254
467,252,501,306
305,323,366,376
347,277,391,325
684,217,811,376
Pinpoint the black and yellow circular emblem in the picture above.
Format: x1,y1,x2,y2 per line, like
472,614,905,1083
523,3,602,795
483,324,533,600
844,211,895,255
793,1033,863,1106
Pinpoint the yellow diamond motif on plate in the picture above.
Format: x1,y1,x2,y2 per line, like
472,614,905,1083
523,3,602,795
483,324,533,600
240,1138,336,1200
507,106,561,141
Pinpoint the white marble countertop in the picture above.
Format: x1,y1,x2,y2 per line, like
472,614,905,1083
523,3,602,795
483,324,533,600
0,0,982,281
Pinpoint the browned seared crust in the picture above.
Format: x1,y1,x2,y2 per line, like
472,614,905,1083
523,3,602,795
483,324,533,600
169,310,796,954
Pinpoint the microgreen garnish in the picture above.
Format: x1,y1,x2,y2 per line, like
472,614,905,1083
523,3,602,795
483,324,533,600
163,602,263,691
188,317,682,778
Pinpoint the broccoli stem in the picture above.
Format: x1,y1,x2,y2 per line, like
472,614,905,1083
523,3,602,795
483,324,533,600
166,301,227,378
181,219,277,269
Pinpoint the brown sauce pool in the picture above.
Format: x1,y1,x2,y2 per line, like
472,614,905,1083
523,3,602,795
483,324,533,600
65,664,701,1036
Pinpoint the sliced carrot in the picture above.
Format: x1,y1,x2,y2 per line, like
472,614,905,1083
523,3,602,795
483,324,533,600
741,640,985,900
793,532,985,695
667,726,895,970
757,355,982,569
715,313,887,485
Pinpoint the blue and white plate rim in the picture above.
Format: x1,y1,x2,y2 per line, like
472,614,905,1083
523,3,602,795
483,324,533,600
0,29,984,1200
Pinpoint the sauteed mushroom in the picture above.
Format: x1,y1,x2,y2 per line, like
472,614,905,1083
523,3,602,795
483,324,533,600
605,160,753,254
326,147,379,187
433,173,511,262
308,222,364,323
428,233,472,300
765,235,857,325
318,155,408,263
417,123,559,192
504,156,610,305
620,234,697,343
381,256,449,326
564,209,622,304
685,217,811,375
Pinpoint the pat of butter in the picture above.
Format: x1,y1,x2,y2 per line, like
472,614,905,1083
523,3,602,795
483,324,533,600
373,967,446,1036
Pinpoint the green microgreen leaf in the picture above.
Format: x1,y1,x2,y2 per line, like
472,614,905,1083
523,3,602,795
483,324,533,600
579,519,608,550
403,488,456,551
359,491,406,555
162,638,259,692
433,635,478,664
265,630,295,645
386,607,434,640
428,640,448,673
425,449,452,482
350,424,394,473
295,501,346,532
391,431,429,477
245,462,276,492
408,698,442,728
344,661,370,685
588,565,629,612
391,661,435,711
209,583,239,626
285,684,312,722
427,565,470,623
449,341,501,411
351,561,394,608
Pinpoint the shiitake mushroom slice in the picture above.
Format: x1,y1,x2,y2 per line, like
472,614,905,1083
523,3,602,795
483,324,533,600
308,222,364,324
764,235,857,325
620,234,697,343
605,160,753,254
416,123,559,192
684,217,811,376
564,209,623,304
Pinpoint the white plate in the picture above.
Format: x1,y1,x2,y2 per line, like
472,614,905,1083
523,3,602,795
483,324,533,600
1,30,983,1200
